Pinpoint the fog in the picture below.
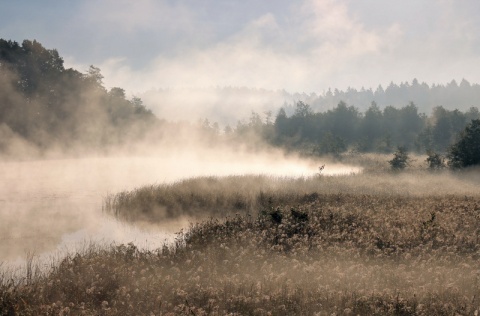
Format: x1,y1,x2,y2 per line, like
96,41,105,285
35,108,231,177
140,87,294,126
0,145,359,265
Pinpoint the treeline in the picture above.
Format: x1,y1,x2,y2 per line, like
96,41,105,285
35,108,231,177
0,39,156,152
1,38,479,159
300,78,480,115
141,79,480,125
217,101,480,155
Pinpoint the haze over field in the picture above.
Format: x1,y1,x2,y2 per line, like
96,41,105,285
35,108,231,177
0,145,359,262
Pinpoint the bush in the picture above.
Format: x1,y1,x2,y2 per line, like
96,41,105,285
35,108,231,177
389,146,410,170
425,151,445,170
448,119,480,168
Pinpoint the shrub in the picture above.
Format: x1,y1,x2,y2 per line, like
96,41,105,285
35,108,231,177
388,146,410,170
425,151,445,170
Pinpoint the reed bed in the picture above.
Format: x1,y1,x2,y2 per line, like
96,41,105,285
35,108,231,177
104,170,480,223
3,190,480,315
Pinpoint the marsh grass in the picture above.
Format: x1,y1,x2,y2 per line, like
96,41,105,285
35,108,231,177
3,191,480,315
104,170,480,223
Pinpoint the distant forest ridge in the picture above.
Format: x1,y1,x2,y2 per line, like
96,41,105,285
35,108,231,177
141,79,480,125
298,78,480,114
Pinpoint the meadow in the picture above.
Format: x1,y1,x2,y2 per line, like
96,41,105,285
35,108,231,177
2,155,480,315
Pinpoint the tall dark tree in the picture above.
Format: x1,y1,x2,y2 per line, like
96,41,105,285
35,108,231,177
325,101,360,144
359,101,383,151
447,119,480,168
274,107,289,142
398,102,424,146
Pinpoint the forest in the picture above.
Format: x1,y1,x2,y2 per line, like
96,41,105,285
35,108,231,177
1,38,480,162
298,77,480,115
0,39,155,153
226,101,480,155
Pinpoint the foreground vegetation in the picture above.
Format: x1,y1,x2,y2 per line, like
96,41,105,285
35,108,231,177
3,168,480,315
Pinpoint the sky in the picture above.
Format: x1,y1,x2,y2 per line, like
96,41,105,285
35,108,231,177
1,0,480,95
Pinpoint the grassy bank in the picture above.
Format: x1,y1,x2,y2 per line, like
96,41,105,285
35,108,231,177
3,191,480,315
104,170,480,223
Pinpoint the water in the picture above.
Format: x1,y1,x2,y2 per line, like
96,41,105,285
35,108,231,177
0,151,360,266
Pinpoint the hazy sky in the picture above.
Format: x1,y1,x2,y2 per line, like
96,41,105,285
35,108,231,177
1,0,480,94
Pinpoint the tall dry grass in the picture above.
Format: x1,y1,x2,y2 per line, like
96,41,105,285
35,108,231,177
3,191,480,315
104,168,480,223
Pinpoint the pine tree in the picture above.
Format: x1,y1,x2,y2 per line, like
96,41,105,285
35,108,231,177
389,146,410,170
447,119,480,168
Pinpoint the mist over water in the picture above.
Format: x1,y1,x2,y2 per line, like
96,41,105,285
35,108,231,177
0,148,359,264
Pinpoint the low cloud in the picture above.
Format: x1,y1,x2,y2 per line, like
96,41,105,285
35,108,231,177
56,0,480,120
96,0,386,93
